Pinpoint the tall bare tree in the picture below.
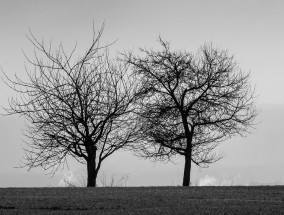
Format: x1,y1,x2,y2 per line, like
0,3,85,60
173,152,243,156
3,25,138,187
125,38,257,186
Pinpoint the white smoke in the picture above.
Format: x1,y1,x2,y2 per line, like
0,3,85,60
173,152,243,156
58,171,79,187
197,174,242,186
198,175,218,186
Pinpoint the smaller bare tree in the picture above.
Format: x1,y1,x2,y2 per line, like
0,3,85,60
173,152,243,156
99,172,129,187
124,38,257,186
3,24,138,187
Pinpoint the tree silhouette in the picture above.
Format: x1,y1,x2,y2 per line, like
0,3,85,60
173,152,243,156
3,25,138,187
125,38,257,186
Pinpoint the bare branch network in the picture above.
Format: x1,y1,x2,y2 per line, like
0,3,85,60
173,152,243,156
3,25,139,186
3,25,257,187
124,38,257,186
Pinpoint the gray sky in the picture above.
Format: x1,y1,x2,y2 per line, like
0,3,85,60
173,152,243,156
0,0,284,187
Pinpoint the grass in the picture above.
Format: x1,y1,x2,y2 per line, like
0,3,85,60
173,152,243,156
0,186,284,214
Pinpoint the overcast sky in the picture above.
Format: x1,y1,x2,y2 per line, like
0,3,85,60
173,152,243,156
0,0,284,187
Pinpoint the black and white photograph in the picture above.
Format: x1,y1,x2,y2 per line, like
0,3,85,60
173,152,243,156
0,0,283,214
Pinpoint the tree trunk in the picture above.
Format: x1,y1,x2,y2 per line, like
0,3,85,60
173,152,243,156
87,155,97,187
180,114,193,186
182,153,192,186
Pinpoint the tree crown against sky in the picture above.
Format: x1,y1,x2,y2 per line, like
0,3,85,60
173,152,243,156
3,25,139,187
1,22,257,187
124,38,257,186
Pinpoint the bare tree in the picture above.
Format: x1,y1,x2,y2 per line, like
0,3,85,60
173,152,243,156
124,38,257,186
99,172,129,187
3,25,138,187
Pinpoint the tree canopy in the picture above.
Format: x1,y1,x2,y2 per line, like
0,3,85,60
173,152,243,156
4,25,139,187
125,38,257,186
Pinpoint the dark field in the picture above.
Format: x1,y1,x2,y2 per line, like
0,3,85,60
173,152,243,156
0,186,284,214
